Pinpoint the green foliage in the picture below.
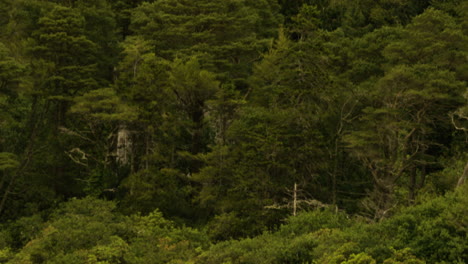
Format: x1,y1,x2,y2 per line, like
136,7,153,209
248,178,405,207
167,57,220,146
0,247,13,263
71,88,137,122
4,214,44,249
0,0,10,32
425,155,468,195
168,58,220,107
291,4,321,38
0,42,28,142
7,197,209,264
384,8,467,77
31,5,99,97
0,43,26,95
342,253,376,264
382,248,425,264
130,0,282,80
278,209,351,236
0,0,467,262
8,197,122,263
3,186,467,263
120,168,195,219
198,210,352,263
345,52,465,218
380,187,468,263
197,186,467,263
127,210,209,264
0,153,19,171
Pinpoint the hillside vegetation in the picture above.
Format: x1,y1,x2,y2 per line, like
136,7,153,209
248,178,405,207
0,0,466,263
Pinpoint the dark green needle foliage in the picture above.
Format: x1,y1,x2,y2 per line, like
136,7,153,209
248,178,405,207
0,0,466,262
130,0,282,82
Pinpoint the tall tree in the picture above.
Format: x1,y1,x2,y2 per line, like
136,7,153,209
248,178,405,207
26,4,101,197
345,65,464,219
0,42,28,217
192,30,335,237
130,0,282,83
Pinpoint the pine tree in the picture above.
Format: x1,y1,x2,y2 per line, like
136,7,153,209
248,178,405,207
130,0,282,82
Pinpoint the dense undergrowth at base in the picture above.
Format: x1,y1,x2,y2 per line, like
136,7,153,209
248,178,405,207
1,0,467,263
1,184,466,264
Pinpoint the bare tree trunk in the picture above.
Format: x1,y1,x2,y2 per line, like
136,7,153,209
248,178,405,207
332,138,339,206
293,183,297,216
145,131,149,170
117,124,132,166
0,171,15,215
456,161,468,188
0,171,6,196
408,167,417,203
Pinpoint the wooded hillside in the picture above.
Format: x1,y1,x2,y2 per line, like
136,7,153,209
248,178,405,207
0,0,466,263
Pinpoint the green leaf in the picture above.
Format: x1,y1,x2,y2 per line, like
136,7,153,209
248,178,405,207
0,152,20,170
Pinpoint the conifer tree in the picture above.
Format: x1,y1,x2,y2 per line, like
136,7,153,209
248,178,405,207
130,0,282,82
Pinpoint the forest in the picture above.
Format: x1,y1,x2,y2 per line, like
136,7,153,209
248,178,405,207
0,0,467,263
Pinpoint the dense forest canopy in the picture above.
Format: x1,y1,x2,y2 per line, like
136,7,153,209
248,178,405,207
0,0,467,263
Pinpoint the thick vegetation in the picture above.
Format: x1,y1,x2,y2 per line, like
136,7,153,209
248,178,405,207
0,0,466,263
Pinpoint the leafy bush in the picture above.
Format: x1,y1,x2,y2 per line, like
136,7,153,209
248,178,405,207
7,197,209,264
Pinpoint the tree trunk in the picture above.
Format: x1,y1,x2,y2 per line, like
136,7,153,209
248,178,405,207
456,161,468,188
408,167,417,203
0,171,15,215
293,183,297,216
117,124,132,166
